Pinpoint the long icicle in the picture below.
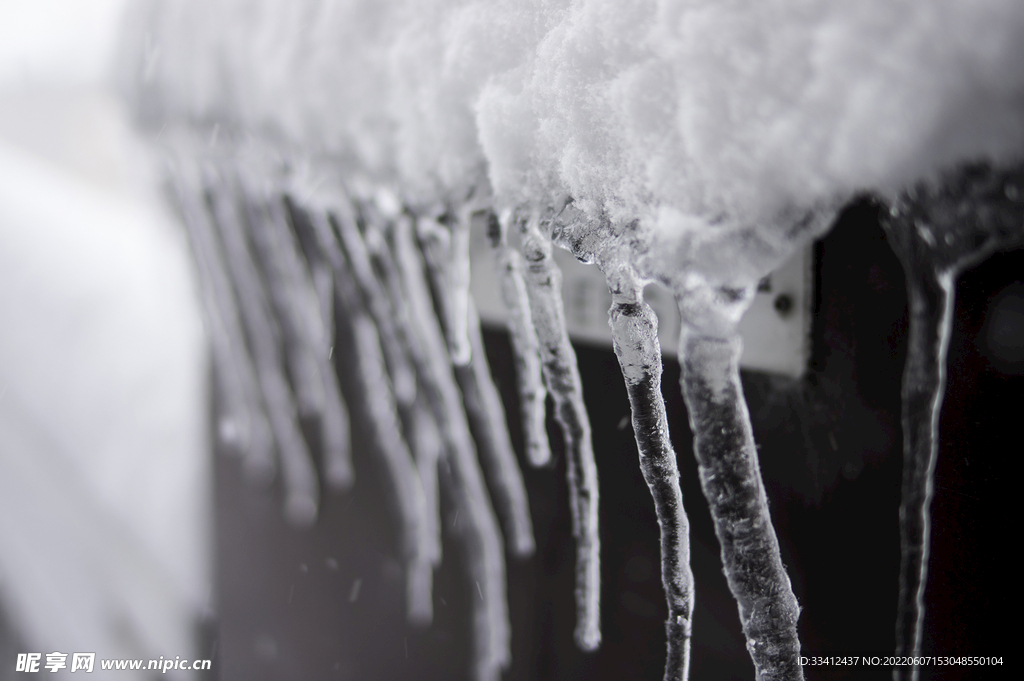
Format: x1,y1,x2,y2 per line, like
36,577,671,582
418,209,535,557
489,209,551,467
520,210,601,652
396,214,510,681
165,162,275,481
677,286,802,681
202,170,319,525
461,299,536,558
881,164,1024,681
606,264,694,681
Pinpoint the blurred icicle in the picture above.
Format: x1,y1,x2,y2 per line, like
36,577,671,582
606,264,693,681
418,205,534,557
488,209,551,467
237,183,326,422
331,195,418,407
459,300,536,558
416,210,472,366
299,204,433,624
165,162,274,481
249,189,352,490
317,191,442,622
519,210,601,652
396,215,510,681
196,168,319,526
359,200,447,582
676,283,802,681
881,164,1024,681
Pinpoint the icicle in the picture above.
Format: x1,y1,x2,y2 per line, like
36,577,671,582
201,172,320,525
165,163,275,482
488,209,551,467
395,214,510,681
301,205,433,625
606,264,694,681
676,281,802,681
881,164,1024,681
519,210,601,652
458,300,536,558
416,211,472,365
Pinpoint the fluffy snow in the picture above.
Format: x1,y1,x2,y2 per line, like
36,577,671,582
126,0,1024,287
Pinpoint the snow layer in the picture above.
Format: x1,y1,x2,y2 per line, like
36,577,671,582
125,0,1024,286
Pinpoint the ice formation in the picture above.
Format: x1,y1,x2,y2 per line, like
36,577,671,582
121,0,1024,679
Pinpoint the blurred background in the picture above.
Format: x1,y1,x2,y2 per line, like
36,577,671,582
0,2,1019,680
0,1,210,678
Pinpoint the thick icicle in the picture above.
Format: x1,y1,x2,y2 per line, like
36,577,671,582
488,209,551,467
519,211,601,652
200,170,319,525
881,164,1024,681
165,164,275,481
606,265,694,681
301,205,433,625
396,214,510,681
677,284,802,681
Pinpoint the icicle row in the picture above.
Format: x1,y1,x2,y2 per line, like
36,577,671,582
330,197,419,407
488,209,551,467
201,170,319,525
606,265,694,681
677,288,802,681
360,206,447,576
279,194,352,488
321,193,442,621
416,208,535,558
165,162,275,481
257,192,353,490
395,215,511,681
519,211,601,652
300,205,434,623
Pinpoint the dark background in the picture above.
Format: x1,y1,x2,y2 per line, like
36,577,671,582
210,201,1020,680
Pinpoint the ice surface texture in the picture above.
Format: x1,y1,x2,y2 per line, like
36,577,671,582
122,1,1024,679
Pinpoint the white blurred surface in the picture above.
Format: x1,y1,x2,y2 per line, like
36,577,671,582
0,0,210,673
